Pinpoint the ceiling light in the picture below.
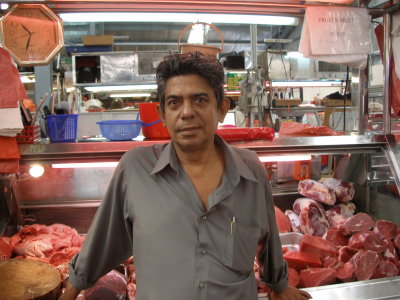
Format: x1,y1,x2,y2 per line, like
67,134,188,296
188,23,209,44
85,84,157,92
110,93,151,98
60,13,298,26
52,162,118,168
0,3,9,10
259,155,312,162
271,80,343,87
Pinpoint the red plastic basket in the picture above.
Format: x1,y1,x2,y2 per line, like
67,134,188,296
16,125,41,144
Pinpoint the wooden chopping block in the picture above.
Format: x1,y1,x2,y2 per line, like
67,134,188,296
0,258,61,300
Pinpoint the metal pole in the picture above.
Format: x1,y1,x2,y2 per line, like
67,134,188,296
383,13,392,134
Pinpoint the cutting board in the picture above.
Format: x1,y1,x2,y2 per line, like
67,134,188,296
0,258,61,300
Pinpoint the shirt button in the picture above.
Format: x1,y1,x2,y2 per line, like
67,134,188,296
201,249,207,255
199,282,205,289
202,216,207,220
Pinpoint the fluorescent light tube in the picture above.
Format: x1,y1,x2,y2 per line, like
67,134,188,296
259,155,312,162
110,93,151,98
271,81,342,87
52,162,118,168
60,13,298,26
85,84,157,92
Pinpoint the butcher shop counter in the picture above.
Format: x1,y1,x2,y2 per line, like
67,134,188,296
2,134,400,299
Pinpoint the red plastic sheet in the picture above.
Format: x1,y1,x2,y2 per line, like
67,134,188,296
216,127,275,141
279,122,339,136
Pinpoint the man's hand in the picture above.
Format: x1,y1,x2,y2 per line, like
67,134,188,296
270,286,312,300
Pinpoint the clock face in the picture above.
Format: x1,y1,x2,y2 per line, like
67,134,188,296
0,4,64,66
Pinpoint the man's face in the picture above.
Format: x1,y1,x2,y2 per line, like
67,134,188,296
157,74,229,152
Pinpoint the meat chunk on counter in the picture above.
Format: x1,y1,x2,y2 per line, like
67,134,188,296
341,213,375,234
373,220,398,240
319,178,355,203
274,206,292,233
325,203,356,228
298,179,336,205
348,230,387,253
293,198,330,237
299,267,337,288
350,250,380,281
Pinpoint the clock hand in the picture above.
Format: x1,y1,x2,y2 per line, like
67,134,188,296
21,24,32,35
25,35,32,51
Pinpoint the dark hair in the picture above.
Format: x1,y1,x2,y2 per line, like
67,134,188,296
156,52,225,110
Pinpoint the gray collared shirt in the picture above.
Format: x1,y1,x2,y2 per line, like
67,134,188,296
69,135,288,299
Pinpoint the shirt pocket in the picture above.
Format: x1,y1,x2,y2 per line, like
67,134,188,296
225,222,261,274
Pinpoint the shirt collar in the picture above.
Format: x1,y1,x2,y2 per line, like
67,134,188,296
150,135,258,183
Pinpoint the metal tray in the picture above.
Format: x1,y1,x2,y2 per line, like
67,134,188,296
279,232,304,251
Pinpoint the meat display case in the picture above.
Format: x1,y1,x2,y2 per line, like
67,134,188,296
1,134,399,299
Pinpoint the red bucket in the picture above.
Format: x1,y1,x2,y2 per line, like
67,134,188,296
138,102,170,139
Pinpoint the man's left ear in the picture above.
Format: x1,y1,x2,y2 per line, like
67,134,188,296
219,98,230,123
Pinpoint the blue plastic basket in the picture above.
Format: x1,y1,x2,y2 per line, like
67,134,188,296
97,120,142,141
46,114,78,143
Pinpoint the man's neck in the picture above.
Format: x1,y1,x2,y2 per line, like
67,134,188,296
174,141,221,169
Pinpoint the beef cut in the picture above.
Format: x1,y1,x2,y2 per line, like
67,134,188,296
319,178,355,203
288,267,300,287
321,256,343,269
325,203,356,227
348,230,387,253
293,198,330,237
341,213,375,234
336,261,356,282
283,250,322,270
298,179,336,205
383,239,400,267
299,267,337,288
274,206,291,233
83,270,127,300
394,234,400,250
300,234,338,258
350,250,380,281
372,260,399,279
323,228,349,247
285,210,301,233
373,220,398,240
338,246,357,263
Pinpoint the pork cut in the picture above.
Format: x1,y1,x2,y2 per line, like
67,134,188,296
350,250,380,281
373,220,398,240
283,250,322,270
319,178,355,203
338,246,357,263
336,261,356,282
325,203,356,228
274,206,291,233
293,198,330,237
299,268,336,288
285,210,301,233
300,234,338,258
288,267,300,287
298,179,336,205
341,213,375,234
323,228,349,247
348,230,387,253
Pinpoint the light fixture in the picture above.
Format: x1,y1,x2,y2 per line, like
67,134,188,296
20,76,35,83
271,80,343,87
85,84,157,92
285,52,304,58
0,3,9,10
29,164,45,178
188,23,209,44
60,12,298,26
110,93,151,98
52,162,118,168
259,155,312,162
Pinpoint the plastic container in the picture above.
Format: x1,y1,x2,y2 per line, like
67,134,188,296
16,125,41,144
46,114,78,143
138,103,170,139
97,120,142,141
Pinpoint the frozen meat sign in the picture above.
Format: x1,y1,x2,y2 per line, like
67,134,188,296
299,6,371,69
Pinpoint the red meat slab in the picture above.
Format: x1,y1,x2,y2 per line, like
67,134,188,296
300,234,338,258
283,250,322,270
373,220,398,240
348,230,387,253
288,267,300,287
299,268,337,288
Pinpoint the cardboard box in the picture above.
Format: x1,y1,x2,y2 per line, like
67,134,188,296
272,99,302,107
320,99,351,107
82,35,114,46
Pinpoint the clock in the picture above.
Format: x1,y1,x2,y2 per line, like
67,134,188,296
0,4,64,66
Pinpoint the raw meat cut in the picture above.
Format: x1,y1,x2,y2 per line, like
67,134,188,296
300,234,338,258
283,250,322,270
338,246,357,263
83,270,127,300
341,213,375,234
348,230,387,253
350,250,380,281
13,239,53,258
373,220,398,240
288,267,300,287
323,228,349,247
299,268,336,288
0,237,13,260
319,178,355,203
321,256,343,269
383,239,400,267
395,234,400,250
285,210,301,233
336,261,355,282
372,260,399,279
274,206,291,233
293,198,330,237
325,203,356,227
298,179,336,205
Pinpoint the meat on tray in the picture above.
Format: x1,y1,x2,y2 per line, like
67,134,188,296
300,234,338,258
288,267,300,287
82,270,127,300
299,267,336,288
285,210,302,233
325,203,356,228
336,261,355,282
348,230,388,253
298,179,336,205
283,250,322,270
319,178,355,203
341,213,376,234
293,198,330,237
374,220,398,240
274,206,291,233
372,260,400,279
350,250,380,281
323,228,349,247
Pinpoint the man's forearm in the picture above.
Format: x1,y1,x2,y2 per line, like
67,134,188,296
59,281,81,300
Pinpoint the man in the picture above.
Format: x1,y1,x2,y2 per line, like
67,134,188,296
61,52,311,300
